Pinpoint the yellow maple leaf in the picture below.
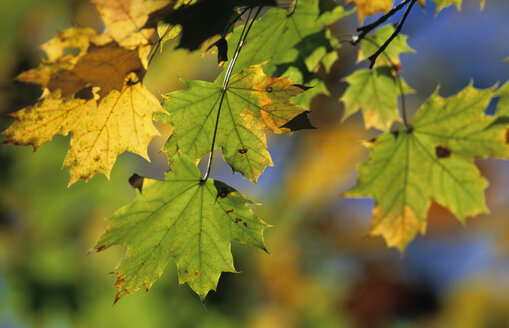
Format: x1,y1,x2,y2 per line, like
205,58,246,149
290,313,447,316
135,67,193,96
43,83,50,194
4,74,163,185
91,0,174,47
3,27,165,185
346,0,393,23
17,28,150,98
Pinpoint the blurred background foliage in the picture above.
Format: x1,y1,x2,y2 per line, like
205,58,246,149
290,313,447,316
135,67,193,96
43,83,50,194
1,0,509,327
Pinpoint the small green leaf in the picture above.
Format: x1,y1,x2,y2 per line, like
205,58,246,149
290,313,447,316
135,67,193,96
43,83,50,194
341,67,414,131
358,24,415,69
346,83,508,251
96,153,269,302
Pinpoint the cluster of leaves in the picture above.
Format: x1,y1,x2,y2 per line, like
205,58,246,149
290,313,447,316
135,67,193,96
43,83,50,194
2,0,508,302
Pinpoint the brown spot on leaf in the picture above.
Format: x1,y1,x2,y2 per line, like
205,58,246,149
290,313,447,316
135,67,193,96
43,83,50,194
129,173,144,193
184,269,188,273
265,86,273,92
75,86,94,100
238,147,248,154
234,217,242,223
194,271,199,276
219,187,229,198
226,209,234,213
243,222,248,227
435,145,451,158
95,245,107,252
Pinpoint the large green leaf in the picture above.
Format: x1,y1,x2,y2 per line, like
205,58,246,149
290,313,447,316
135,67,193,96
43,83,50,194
219,0,351,79
346,83,509,251
156,64,308,183
341,67,414,131
95,153,269,301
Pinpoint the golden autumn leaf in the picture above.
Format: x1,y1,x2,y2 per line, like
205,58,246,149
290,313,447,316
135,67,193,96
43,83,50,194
346,0,393,23
4,75,163,185
91,0,175,47
3,27,164,185
370,206,427,252
19,42,149,99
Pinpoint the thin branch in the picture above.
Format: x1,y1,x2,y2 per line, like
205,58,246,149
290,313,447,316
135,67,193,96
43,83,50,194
354,0,412,45
368,0,416,69
202,7,262,182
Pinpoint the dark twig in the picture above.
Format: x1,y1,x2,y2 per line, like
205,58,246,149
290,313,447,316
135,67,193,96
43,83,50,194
367,0,416,69
354,0,412,45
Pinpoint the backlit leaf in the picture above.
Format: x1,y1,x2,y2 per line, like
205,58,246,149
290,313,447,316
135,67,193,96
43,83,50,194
95,153,269,301
358,24,415,69
346,0,393,23
91,0,174,47
341,67,414,131
221,0,351,78
3,27,164,185
4,75,163,185
346,83,508,251
157,64,307,183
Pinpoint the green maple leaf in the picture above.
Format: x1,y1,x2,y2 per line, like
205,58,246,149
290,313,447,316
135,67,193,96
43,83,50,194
358,24,415,69
346,83,509,251
219,0,351,79
341,67,414,131
274,29,339,106
95,153,269,301
156,64,308,183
